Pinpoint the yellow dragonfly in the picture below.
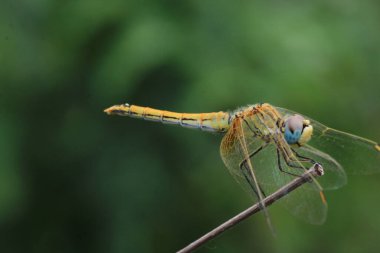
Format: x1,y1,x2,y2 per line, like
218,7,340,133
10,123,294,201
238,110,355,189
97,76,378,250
104,103,380,225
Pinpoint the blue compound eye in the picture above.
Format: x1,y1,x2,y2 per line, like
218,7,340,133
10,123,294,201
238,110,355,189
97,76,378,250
284,115,305,145
284,123,302,144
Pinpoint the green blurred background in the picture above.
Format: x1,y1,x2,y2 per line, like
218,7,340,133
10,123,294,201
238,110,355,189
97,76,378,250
1,0,379,252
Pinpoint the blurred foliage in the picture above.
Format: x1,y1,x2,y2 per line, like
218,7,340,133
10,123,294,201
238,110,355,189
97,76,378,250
0,0,380,252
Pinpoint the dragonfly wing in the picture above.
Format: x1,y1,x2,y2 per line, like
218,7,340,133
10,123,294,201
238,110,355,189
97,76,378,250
276,107,380,175
298,145,347,190
220,116,276,230
251,143,328,225
220,110,329,224
220,118,265,204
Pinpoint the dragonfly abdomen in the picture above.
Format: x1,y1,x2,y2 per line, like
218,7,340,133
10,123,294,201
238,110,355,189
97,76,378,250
104,103,230,132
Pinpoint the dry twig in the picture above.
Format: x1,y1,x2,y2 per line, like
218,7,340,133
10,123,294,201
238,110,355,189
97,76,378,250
177,164,324,253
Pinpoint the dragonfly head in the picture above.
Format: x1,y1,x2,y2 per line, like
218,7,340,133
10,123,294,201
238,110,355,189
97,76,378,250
283,114,313,146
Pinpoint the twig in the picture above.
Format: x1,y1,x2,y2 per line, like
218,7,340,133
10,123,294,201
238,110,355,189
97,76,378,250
177,164,324,253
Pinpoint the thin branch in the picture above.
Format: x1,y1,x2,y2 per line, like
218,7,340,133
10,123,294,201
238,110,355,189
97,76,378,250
177,164,324,253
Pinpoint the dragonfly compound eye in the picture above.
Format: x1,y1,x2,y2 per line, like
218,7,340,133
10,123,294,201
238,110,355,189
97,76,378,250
284,114,313,145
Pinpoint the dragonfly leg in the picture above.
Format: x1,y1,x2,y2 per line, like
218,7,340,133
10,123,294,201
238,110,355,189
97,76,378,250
290,147,317,164
241,169,266,198
276,148,304,177
243,118,260,137
238,143,269,169
239,143,269,197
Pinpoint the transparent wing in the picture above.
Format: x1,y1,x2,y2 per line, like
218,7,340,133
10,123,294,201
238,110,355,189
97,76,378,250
220,119,265,204
252,143,328,224
276,107,380,175
298,145,347,190
252,138,346,224
220,116,274,229
220,109,346,224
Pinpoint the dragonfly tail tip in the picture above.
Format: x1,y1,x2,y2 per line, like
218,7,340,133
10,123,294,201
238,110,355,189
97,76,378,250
104,104,130,115
104,105,119,115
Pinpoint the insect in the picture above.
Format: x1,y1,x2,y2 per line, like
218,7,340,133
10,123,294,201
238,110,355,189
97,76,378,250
104,102,380,226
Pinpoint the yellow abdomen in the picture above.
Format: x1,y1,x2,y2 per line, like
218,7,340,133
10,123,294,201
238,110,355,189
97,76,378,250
104,103,230,133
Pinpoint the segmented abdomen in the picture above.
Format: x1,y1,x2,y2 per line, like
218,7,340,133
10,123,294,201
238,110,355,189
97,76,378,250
104,103,230,132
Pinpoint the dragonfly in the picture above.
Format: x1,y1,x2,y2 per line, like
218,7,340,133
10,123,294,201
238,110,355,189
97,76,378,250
104,102,380,226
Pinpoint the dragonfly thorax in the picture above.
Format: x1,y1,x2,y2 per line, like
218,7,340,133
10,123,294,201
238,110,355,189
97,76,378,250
283,114,313,146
